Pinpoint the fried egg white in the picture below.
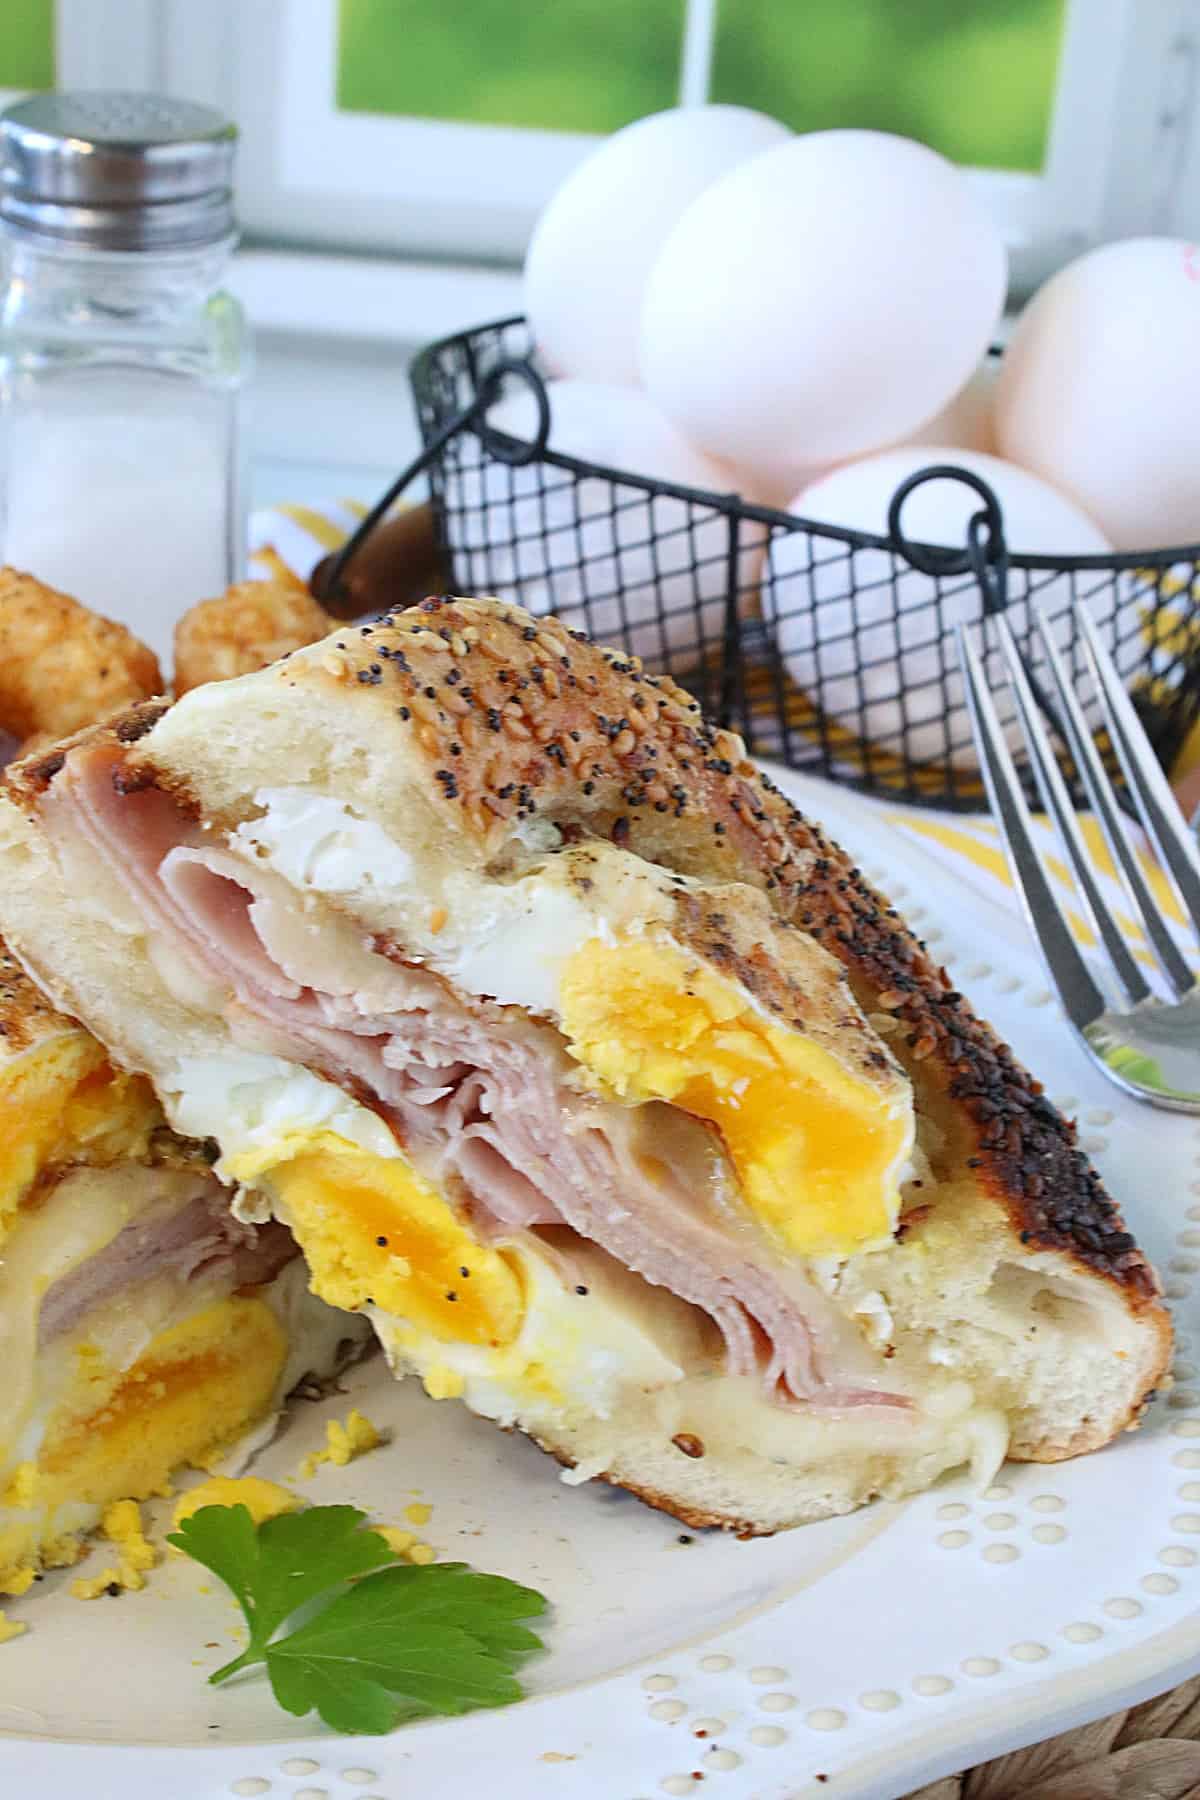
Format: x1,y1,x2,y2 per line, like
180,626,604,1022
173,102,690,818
231,789,915,1259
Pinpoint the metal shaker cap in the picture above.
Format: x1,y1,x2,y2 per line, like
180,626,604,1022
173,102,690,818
0,91,237,250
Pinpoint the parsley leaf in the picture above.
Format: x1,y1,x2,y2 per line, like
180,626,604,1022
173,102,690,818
168,1504,547,1733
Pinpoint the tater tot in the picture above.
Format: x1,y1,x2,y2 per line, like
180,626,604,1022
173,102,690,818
0,566,162,743
174,580,331,695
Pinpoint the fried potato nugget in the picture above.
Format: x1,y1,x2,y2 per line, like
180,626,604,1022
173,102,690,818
0,566,162,744
174,580,330,695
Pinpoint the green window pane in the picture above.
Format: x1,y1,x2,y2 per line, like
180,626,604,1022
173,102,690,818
337,0,684,134
710,0,1066,173
0,0,54,91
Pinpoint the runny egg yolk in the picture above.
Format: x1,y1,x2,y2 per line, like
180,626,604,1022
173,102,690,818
559,939,911,1257
250,1134,524,1348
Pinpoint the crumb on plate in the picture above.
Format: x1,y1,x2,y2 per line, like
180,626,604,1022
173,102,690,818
299,1407,384,1479
171,1476,301,1537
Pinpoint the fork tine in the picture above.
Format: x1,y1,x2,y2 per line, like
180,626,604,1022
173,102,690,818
993,615,1152,1006
1032,611,1194,999
955,623,1106,1031
1076,603,1200,936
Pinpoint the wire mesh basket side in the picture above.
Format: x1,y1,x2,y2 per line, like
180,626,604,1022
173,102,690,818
410,316,1200,812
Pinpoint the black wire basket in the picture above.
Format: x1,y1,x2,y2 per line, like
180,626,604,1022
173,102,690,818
391,315,1200,813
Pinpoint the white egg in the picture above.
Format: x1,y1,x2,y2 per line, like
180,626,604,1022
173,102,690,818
524,105,790,385
457,378,760,670
891,360,998,456
763,448,1112,769
994,237,1200,550
640,130,1007,487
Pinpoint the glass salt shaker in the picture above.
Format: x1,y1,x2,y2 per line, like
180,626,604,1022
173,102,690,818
0,92,251,663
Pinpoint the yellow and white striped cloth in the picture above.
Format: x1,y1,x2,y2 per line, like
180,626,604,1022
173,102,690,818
882,801,1194,971
248,498,368,588
251,497,1196,970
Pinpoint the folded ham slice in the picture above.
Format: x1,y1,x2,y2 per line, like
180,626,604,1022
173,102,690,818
49,741,910,1413
38,1176,296,1345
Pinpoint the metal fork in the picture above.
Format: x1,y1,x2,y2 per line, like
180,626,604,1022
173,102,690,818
956,603,1200,1111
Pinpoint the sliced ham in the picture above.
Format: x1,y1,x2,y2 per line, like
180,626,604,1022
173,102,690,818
37,1173,297,1344
50,741,909,1413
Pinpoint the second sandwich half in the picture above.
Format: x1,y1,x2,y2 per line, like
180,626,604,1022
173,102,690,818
0,596,1169,1534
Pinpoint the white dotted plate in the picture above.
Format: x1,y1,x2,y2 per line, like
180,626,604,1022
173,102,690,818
4,765,1198,1800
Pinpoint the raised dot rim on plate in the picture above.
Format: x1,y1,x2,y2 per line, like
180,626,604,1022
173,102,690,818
1103,1598,1142,1619
280,1765,320,1780
1173,1515,1200,1533
983,1543,1019,1563
1010,1642,1048,1662
231,1785,270,1798
938,1530,971,1549
1159,1546,1196,1566
805,1708,847,1731
749,1666,787,1684
644,1674,677,1692
1062,1622,1102,1643
691,1717,727,1737
1170,1392,1200,1409
749,1726,787,1747
699,1654,732,1672
984,1512,1017,1530
983,1483,1012,1500
294,1790,327,1800
1030,1495,1065,1513
859,1689,901,1711
937,1503,969,1520
1175,1451,1200,1468
1143,1574,1180,1595
1033,1523,1067,1545
1177,1363,1200,1382
758,1692,797,1713
1181,1484,1200,1502
705,1749,742,1770
339,1777,378,1789
961,1657,1001,1676
650,1700,687,1722
662,1778,696,1796
913,1675,953,1696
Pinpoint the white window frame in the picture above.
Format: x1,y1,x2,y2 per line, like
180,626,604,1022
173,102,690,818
21,0,1200,331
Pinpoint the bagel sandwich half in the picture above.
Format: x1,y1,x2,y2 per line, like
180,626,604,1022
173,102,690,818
0,944,370,1598
0,595,1170,1534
